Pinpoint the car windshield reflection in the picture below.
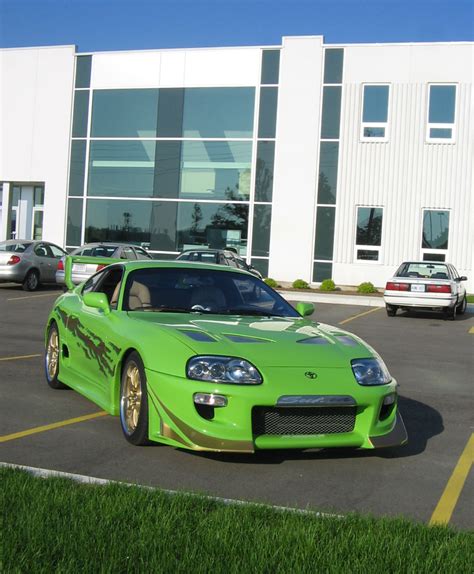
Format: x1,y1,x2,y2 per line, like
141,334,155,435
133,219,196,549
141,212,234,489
122,268,299,317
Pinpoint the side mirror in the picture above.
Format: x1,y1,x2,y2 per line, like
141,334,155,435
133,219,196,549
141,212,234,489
296,302,315,317
83,292,110,315
459,276,468,282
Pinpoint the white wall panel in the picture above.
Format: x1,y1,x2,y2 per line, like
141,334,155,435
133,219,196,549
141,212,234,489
159,51,186,86
91,52,161,88
0,46,75,245
183,48,261,86
269,37,324,282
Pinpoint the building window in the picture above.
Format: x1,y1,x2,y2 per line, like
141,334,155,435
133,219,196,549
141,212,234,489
421,209,449,260
261,50,280,85
427,85,456,142
361,85,389,141
355,207,383,262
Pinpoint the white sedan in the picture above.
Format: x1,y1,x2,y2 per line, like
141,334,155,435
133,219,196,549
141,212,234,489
384,261,468,320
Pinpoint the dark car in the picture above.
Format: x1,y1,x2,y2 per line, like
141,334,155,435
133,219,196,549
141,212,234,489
176,249,263,279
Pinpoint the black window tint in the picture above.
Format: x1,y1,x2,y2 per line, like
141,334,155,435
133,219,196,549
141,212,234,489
258,87,278,139
75,56,92,89
324,49,344,84
321,87,341,139
261,50,280,84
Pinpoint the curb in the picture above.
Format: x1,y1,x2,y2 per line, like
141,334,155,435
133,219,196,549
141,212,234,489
279,290,385,307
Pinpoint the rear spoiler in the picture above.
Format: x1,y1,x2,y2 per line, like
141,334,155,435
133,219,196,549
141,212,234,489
64,255,121,291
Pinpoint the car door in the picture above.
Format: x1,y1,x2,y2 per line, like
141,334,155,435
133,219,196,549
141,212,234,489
449,265,465,300
33,243,57,283
67,266,125,403
47,243,67,281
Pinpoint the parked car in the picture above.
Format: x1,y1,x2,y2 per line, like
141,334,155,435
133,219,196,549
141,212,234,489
384,261,468,320
0,240,67,291
56,243,153,286
45,258,407,452
176,249,263,279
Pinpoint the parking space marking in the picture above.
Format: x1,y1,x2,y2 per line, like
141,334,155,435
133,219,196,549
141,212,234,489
0,411,108,443
7,292,61,302
469,327,474,334
429,433,474,526
338,307,381,325
0,353,42,362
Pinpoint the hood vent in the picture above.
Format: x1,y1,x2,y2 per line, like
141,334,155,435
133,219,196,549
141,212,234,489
180,330,216,342
296,336,329,345
225,334,269,344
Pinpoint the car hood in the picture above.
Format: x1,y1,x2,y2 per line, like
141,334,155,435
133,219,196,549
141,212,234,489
128,312,373,367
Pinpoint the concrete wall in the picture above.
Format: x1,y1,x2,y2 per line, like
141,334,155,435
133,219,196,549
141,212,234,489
0,45,76,244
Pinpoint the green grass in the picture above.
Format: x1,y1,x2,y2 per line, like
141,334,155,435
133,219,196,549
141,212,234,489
467,294,474,303
2,468,473,573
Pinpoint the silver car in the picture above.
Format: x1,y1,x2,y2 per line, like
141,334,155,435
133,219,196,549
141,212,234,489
0,240,67,291
56,242,153,286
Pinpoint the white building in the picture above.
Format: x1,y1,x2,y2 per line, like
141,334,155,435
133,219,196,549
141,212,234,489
1,37,472,291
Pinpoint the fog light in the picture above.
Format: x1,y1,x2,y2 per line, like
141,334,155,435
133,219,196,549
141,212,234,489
383,394,396,406
193,393,227,407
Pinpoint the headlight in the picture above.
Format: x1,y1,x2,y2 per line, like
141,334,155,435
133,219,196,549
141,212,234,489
351,358,391,386
187,356,262,385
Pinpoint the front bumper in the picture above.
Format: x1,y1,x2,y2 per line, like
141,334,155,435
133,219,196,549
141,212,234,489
144,367,407,453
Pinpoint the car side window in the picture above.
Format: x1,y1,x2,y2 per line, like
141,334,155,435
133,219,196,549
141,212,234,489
449,265,458,280
34,243,49,258
95,267,125,308
49,244,67,258
120,247,136,260
82,270,106,295
134,247,152,259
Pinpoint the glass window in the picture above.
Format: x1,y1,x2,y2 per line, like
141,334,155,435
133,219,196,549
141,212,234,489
361,85,389,140
314,207,335,260
422,210,449,250
66,198,83,246
313,262,333,283
91,89,159,137
251,258,268,278
32,210,43,240
72,90,89,138
85,199,249,256
427,85,456,142
255,141,275,202
261,50,280,84
423,252,446,262
324,49,344,84
355,207,383,262
183,87,255,138
88,141,155,198
157,88,184,137
252,205,272,257
12,186,20,206
34,186,44,206
154,141,181,199
317,143,339,204
49,244,67,258
68,141,87,197
320,87,341,140
75,56,92,89
356,207,383,246
258,87,278,139
180,141,252,200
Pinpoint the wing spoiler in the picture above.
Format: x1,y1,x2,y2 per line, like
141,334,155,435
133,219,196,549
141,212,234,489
64,255,121,291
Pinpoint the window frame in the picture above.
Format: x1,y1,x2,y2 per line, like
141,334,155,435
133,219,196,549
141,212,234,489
426,84,457,144
420,208,451,261
353,206,384,264
360,84,390,143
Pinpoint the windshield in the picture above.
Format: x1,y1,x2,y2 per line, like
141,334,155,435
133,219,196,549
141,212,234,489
0,242,31,253
123,267,299,317
77,245,118,257
396,262,449,279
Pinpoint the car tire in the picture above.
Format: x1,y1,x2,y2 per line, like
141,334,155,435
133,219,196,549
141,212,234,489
444,303,457,321
120,352,151,446
23,269,39,291
45,322,68,389
386,304,397,317
456,295,467,315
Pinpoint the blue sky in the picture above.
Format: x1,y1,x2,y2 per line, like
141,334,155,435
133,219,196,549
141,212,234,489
0,0,472,52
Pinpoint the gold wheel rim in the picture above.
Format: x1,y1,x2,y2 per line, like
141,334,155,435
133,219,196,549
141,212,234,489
122,362,142,434
46,329,59,380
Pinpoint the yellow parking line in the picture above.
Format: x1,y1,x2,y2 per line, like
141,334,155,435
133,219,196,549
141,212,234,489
0,411,109,443
0,353,42,362
429,433,474,526
7,292,61,301
469,327,474,334
339,307,381,325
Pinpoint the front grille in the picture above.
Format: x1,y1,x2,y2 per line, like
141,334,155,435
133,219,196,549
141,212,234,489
252,406,356,437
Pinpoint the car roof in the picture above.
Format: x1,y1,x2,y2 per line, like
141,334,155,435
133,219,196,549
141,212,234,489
399,261,450,265
179,249,239,256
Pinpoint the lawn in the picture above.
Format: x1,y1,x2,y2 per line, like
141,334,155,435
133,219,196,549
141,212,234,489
2,468,473,573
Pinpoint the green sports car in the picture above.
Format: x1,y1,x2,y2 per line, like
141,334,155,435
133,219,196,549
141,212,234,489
45,258,407,452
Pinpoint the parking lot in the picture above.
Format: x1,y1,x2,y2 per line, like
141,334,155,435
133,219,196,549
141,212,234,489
0,283,472,530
